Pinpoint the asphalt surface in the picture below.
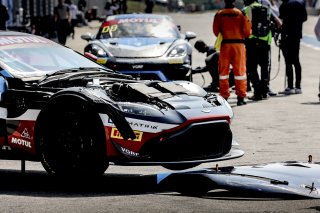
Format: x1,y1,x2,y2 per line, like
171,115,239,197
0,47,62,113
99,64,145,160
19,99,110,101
0,12,319,213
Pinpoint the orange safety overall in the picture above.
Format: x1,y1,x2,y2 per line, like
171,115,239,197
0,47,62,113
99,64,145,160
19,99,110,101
213,8,251,99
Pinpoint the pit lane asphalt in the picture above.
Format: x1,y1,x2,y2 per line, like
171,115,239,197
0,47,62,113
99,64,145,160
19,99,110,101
0,12,319,213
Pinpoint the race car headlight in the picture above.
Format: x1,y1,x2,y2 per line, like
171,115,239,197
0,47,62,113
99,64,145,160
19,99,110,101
118,102,164,117
168,44,187,57
92,45,107,57
216,95,234,120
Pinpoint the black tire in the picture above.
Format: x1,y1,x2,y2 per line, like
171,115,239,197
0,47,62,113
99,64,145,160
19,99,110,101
36,96,109,176
162,163,200,171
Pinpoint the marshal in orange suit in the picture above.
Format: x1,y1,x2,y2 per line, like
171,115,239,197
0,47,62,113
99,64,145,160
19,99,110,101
213,0,251,106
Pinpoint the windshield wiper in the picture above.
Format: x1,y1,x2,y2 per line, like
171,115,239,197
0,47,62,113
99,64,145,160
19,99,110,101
37,67,133,86
37,67,107,86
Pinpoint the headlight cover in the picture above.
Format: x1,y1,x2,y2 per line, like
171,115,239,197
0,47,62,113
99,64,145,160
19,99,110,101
217,95,234,120
92,44,108,57
118,102,164,117
168,44,187,57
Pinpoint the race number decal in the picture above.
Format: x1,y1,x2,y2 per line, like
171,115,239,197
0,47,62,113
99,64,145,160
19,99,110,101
102,25,118,33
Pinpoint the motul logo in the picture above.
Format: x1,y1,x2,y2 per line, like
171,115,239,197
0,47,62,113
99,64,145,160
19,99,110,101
11,137,32,148
21,128,31,139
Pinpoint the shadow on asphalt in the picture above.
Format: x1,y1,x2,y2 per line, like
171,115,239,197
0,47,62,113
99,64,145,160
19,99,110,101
0,169,157,197
0,169,312,201
301,101,320,105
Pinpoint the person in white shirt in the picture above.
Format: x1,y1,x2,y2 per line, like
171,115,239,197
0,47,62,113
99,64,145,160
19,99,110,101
65,0,78,39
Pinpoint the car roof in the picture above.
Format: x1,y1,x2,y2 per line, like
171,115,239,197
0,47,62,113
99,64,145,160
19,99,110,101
0,30,33,36
106,13,173,22
0,31,61,47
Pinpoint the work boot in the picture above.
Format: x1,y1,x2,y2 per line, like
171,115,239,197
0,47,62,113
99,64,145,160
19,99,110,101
237,97,247,106
248,94,262,101
268,89,277,96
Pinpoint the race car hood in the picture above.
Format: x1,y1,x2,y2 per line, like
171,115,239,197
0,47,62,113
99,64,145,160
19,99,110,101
100,38,176,58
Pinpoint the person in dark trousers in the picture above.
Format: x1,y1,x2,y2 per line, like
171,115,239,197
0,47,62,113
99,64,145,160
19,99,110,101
54,0,71,45
0,2,9,30
194,40,220,92
279,0,307,95
65,0,78,39
243,0,280,100
120,0,128,14
145,0,154,13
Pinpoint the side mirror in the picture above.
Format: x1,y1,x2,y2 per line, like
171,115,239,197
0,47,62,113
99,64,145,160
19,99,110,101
185,31,197,41
81,33,94,41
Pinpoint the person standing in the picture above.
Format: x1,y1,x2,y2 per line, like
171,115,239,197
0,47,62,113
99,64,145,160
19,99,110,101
0,2,9,30
65,0,78,39
105,0,120,17
120,0,128,14
78,0,87,12
145,0,154,13
279,0,307,94
54,0,71,45
261,0,282,97
213,0,251,106
243,0,280,100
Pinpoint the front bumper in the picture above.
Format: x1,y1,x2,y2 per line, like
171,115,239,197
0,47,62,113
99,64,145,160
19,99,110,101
104,62,191,81
111,120,242,165
112,144,244,166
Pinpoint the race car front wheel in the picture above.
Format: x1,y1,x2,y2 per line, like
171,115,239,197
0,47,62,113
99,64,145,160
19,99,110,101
36,95,109,176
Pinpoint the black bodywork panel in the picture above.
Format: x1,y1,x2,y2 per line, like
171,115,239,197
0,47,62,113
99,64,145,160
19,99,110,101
157,162,320,198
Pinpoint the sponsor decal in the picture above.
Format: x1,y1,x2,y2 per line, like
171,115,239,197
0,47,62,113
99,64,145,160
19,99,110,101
168,58,183,64
111,127,143,142
127,121,158,130
120,146,139,157
97,58,107,64
0,36,48,46
118,18,159,24
11,137,32,148
21,128,31,139
1,145,11,151
102,25,118,33
132,65,143,69
103,117,177,133
108,118,158,130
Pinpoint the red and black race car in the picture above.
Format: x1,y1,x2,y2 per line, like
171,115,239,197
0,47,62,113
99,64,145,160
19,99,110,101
0,31,243,176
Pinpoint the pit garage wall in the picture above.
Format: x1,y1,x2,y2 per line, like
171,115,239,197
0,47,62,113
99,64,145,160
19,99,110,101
2,0,56,27
3,0,107,27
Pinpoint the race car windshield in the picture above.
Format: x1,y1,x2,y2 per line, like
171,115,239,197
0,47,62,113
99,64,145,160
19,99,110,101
0,46,102,77
99,18,180,39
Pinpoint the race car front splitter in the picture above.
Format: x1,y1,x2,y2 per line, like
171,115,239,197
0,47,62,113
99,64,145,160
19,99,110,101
157,161,320,199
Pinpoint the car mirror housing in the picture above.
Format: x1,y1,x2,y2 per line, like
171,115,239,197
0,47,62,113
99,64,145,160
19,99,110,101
81,33,94,41
185,31,197,41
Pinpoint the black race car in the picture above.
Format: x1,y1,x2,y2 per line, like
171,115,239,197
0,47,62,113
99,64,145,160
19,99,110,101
81,13,196,81
0,31,243,176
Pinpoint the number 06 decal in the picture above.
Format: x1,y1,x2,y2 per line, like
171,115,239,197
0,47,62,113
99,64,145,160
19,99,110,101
102,25,118,33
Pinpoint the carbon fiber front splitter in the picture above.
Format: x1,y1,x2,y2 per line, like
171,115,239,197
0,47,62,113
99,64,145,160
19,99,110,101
157,161,320,198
